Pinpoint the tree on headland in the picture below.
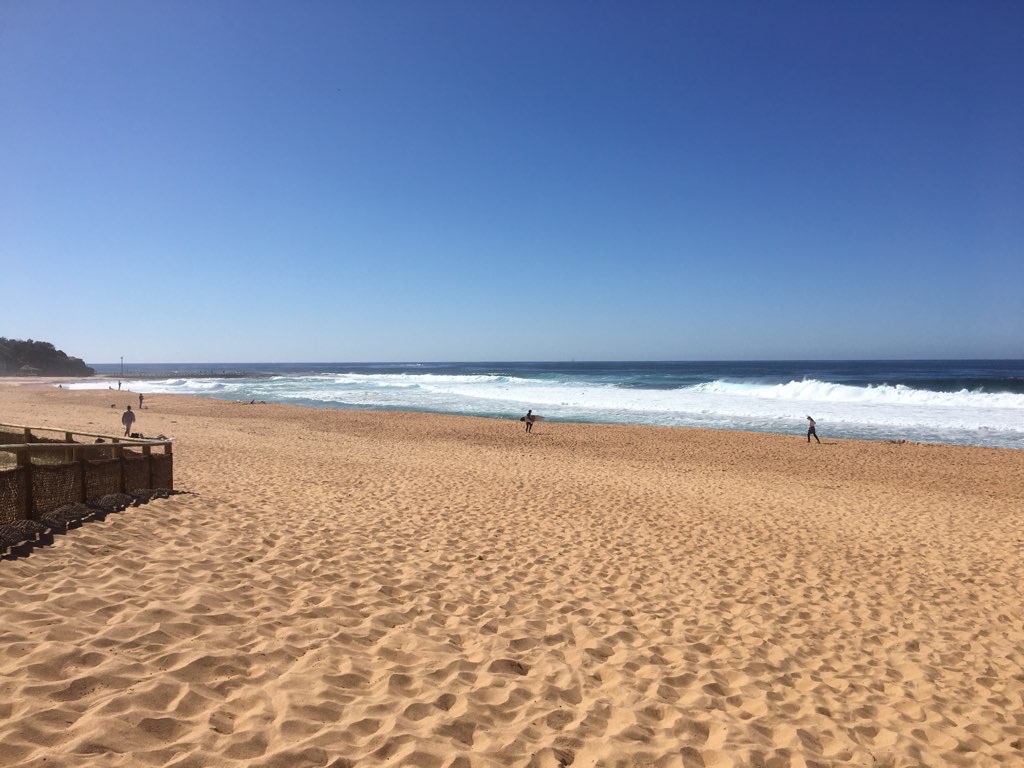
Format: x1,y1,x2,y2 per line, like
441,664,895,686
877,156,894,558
0,338,94,376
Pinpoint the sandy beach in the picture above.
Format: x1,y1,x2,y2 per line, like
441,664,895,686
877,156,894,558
1,380,1022,767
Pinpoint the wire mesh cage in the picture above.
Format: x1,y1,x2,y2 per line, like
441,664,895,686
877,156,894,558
1,424,174,521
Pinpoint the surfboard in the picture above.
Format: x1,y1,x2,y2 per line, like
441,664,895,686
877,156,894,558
519,415,544,422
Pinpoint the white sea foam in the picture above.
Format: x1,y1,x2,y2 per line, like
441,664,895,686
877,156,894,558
691,378,1024,408
66,373,1024,448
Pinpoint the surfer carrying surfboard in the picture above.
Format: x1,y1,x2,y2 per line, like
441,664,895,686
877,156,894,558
519,410,544,432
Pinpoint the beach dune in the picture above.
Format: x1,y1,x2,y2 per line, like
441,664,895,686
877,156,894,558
1,382,1022,767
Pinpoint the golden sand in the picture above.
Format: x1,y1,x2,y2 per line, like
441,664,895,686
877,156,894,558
1,381,1022,767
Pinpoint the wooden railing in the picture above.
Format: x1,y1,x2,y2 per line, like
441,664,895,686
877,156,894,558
0,423,173,523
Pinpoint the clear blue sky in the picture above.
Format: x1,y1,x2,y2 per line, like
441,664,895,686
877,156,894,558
2,1,1021,363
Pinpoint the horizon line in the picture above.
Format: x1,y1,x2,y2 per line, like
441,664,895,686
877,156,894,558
89,357,1024,367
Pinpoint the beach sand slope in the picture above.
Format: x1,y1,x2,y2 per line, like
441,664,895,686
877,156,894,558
2,383,1023,767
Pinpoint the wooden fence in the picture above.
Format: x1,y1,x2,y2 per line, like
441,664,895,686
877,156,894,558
0,423,173,524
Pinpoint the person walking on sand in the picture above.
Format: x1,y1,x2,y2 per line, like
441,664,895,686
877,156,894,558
524,409,535,433
806,415,820,444
139,393,144,409
122,404,136,437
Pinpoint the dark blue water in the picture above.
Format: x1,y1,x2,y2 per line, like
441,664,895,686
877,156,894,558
91,360,1024,394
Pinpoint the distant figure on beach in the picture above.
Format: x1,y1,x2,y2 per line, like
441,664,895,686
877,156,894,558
524,409,535,433
118,381,122,390
139,393,144,409
122,405,136,437
806,415,820,444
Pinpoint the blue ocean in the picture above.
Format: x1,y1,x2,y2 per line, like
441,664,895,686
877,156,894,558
77,360,1024,450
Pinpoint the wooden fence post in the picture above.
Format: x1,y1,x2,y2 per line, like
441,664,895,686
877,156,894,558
75,447,87,503
16,447,33,520
114,445,125,493
143,445,153,488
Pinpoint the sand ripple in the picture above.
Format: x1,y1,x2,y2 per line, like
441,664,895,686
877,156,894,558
1,386,1023,766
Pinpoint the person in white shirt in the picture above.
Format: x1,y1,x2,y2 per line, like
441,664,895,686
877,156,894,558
122,405,136,436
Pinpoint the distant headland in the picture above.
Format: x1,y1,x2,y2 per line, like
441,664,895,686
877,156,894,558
0,338,94,376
